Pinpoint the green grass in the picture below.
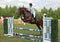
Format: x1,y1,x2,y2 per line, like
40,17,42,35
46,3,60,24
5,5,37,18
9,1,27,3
0,19,60,42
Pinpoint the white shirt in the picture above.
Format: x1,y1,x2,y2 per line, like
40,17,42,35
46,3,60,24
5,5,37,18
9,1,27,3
29,6,36,18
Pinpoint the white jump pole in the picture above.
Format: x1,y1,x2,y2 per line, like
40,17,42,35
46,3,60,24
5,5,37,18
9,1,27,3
7,17,14,36
43,13,52,42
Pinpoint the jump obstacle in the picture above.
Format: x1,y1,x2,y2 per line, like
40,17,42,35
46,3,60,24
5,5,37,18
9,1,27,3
4,14,52,42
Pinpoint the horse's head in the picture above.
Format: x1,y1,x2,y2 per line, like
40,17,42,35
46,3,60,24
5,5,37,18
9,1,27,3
18,7,32,22
18,7,27,16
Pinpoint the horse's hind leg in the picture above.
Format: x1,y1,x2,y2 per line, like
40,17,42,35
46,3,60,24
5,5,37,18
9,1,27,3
36,24,42,35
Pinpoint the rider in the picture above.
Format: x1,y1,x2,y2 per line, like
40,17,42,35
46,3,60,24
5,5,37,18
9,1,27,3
29,3,36,19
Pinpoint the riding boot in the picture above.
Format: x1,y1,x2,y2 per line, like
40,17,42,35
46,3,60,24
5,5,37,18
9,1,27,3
34,17,36,22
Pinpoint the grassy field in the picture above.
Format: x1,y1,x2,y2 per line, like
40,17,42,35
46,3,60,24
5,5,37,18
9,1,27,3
0,19,40,42
0,19,60,42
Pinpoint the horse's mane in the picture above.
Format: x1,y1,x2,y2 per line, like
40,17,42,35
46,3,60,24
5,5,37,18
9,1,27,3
19,7,31,14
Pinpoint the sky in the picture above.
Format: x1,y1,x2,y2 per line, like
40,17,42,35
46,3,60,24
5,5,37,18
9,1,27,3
0,0,60,11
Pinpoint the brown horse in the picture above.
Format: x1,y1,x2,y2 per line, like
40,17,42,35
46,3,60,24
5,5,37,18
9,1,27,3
18,7,43,35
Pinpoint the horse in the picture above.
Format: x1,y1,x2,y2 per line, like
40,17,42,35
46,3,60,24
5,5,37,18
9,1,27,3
18,7,43,35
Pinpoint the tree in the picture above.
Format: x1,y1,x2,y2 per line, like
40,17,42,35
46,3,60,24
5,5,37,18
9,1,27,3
41,7,48,14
